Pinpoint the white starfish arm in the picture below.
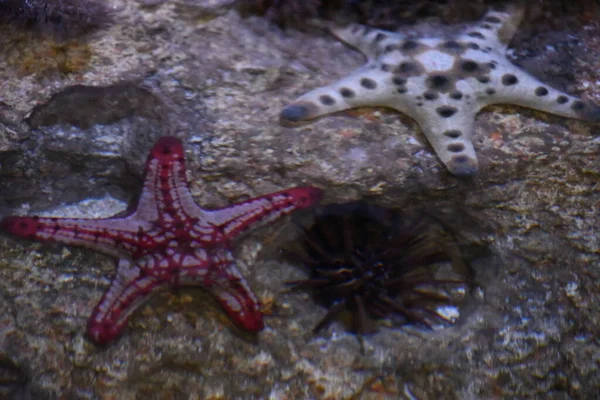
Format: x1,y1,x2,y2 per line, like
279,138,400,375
458,6,525,51
484,63,600,122
280,65,404,124
330,23,406,62
414,107,479,176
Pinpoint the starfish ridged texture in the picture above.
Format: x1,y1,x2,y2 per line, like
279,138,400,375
1,137,323,344
280,5,600,176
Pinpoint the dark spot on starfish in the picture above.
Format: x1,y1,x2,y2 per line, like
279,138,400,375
461,60,479,73
381,63,392,72
447,143,465,152
397,86,408,94
450,91,463,100
481,24,493,30
416,96,422,100
402,40,418,49
363,27,372,36
485,16,502,24
392,76,406,85
395,62,423,77
340,88,355,98
436,106,458,118
468,42,480,50
384,44,399,53
467,31,485,39
360,78,377,89
319,95,335,105
478,76,490,84
351,25,361,34
374,33,386,42
487,62,496,69
281,103,312,122
427,74,451,91
423,91,438,100
557,96,569,104
448,155,477,176
441,40,463,52
484,46,492,52
444,130,462,138
401,40,423,53
535,87,548,96
486,88,496,95
572,101,586,111
502,74,518,86
417,102,423,106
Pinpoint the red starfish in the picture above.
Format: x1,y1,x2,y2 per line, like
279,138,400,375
1,136,323,344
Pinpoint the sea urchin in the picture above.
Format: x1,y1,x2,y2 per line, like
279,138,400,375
286,202,473,335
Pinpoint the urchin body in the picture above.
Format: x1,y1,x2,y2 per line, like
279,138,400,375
288,202,467,334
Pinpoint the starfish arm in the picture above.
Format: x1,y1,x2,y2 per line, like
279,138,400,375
194,250,264,332
414,107,479,176
281,66,399,124
0,216,153,258
484,65,600,122
206,186,324,241
459,5,525,50
330,23,406,62
134,136,205,223
87,258,165,344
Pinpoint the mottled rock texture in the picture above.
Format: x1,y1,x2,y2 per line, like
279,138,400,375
0,0,598,398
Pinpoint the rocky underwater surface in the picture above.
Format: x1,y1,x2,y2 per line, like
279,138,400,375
0,0,598,398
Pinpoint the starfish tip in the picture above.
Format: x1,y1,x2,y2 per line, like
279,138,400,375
87,321,120,345
223,301,265,332
327,23,350,38
446,156,478,177
0,216,39,238
280,102,317,125
241,314,265,332
286,186,324,207
150,136,185,162
576,101,600,123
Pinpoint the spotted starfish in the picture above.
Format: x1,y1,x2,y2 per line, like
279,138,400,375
1,137,323,344
281,5,600,176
